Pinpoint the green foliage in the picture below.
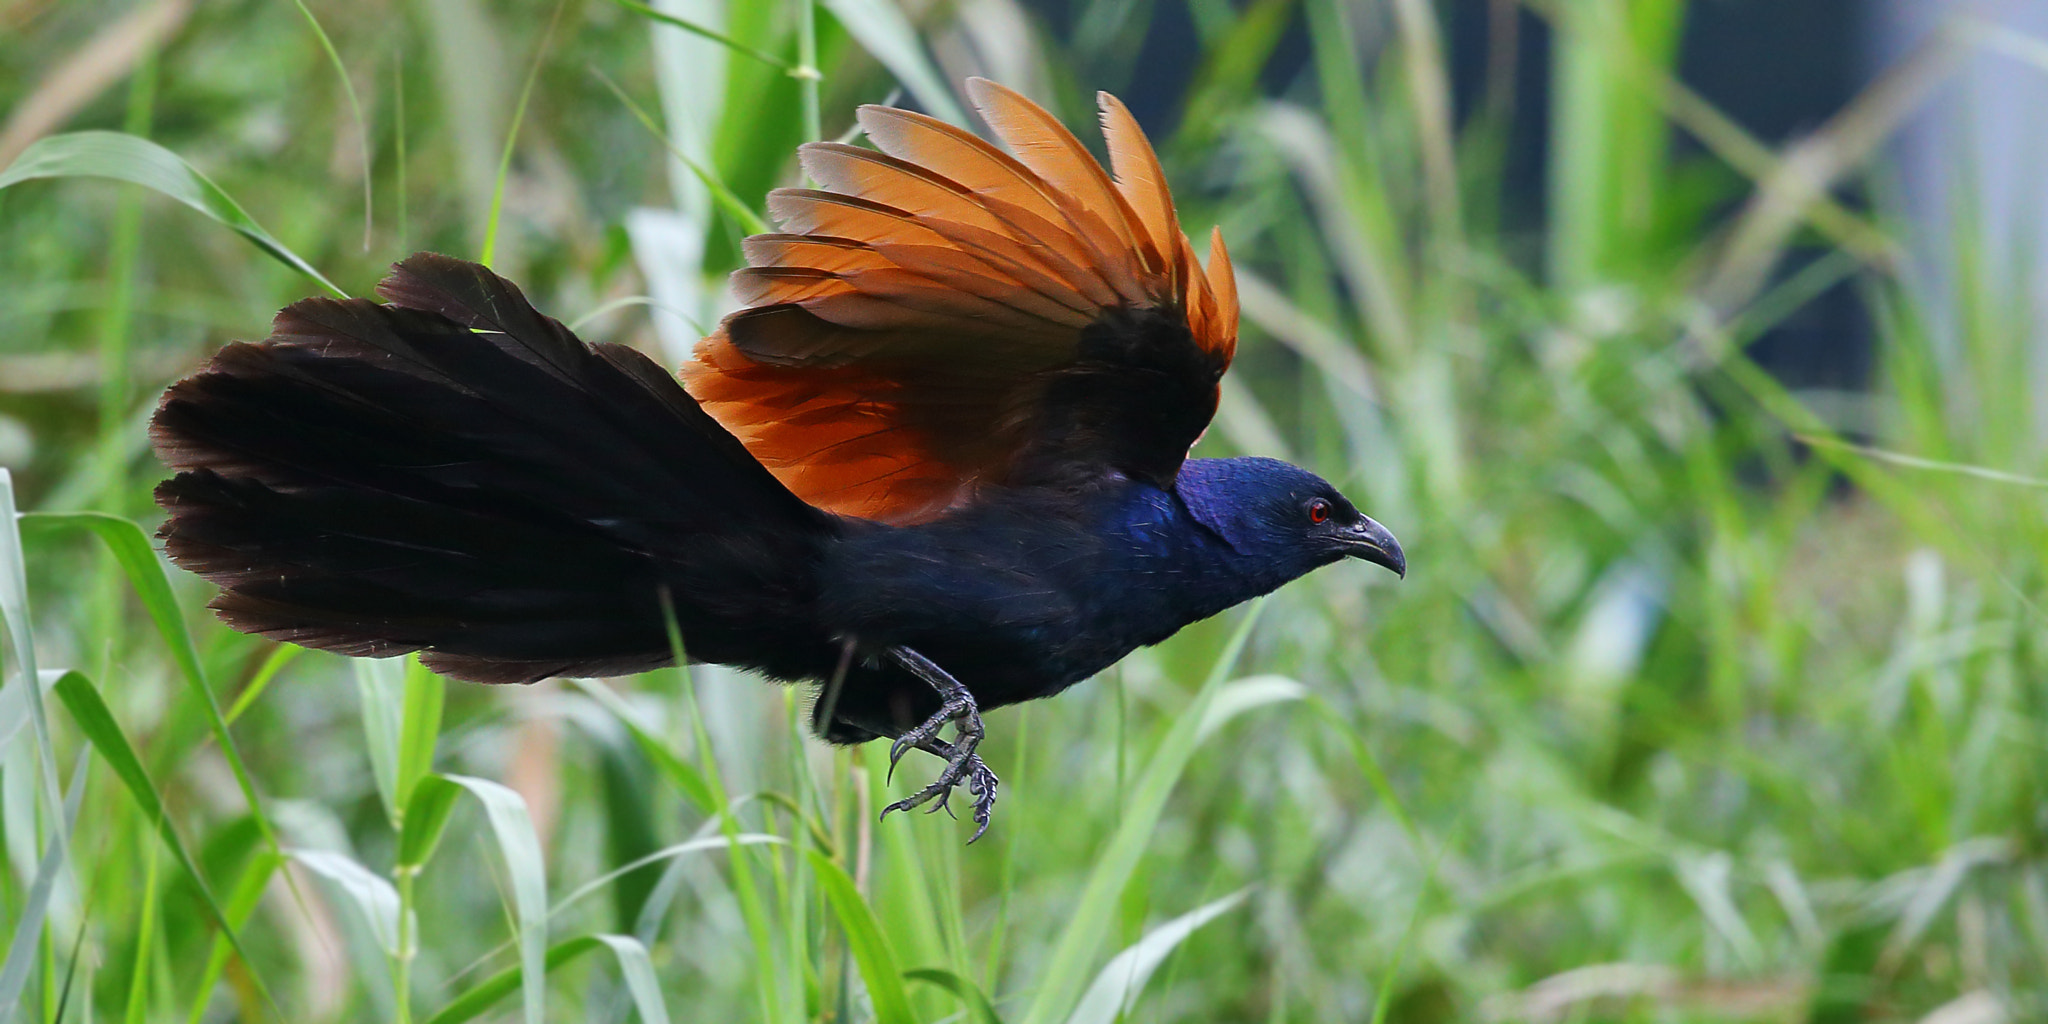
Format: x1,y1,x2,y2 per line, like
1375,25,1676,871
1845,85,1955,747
2,1,2045,1022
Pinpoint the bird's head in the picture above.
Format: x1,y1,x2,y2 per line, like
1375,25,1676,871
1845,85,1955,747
1174,457,1406,580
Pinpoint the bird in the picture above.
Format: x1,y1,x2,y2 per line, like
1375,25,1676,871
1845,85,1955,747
149,79,1405,842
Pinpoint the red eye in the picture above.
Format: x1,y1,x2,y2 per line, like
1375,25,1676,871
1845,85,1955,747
1307,499,1330,525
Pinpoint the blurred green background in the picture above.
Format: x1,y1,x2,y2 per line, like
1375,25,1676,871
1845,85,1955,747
3,0,2046,1021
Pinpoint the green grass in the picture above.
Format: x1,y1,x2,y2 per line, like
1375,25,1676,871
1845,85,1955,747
3,1,2047,1021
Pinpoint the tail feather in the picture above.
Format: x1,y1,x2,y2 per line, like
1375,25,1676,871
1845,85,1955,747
153,253,839,684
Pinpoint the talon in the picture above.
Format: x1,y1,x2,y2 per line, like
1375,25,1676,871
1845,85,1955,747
964,760,998,844
878,646,1004,843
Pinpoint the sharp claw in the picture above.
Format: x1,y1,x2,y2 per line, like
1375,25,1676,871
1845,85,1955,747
878,646,1005,843
964,762,998,844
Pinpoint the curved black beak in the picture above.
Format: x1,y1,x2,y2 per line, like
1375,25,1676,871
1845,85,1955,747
1342,516,1406,578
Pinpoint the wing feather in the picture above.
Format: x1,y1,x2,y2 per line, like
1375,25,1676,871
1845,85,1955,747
1098,91,1181,294
856,105,1132,272
965,78,1164,277
683,81,1238,523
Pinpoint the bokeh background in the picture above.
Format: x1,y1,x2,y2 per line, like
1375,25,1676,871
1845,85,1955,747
4,1,2048,1021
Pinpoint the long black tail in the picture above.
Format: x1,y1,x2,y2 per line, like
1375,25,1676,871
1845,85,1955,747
152,253,839,684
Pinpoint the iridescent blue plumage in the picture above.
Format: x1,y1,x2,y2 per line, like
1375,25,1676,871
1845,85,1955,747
813,457,1404,741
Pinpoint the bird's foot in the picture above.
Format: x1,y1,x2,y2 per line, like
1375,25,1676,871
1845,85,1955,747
884,687,978,783
878,645,999,842
883,737,1000,843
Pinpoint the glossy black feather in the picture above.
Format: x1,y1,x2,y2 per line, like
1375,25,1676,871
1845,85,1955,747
154,254,837,684
1010,305,1225,490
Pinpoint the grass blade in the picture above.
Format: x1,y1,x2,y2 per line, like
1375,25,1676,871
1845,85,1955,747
0,132,344,296
590,934,671,1024
0,472,64,845
397,775,463,871
223,644,300,726
289,0,373,248
590,68,771,238
550,833,785,918
424,936,603,1024
442,773,550,1024
903,968,1005,1024
181,851,281,1024
603,0,793,71
357,654,442,832
0,748,87,1024
354,657,406,826
49,671,278,1013
568,678,715,813
1196,675,1306,743
120,822,158,1024
1018,601,1265,1024
1063,889,1249,1024
397,658,444,819
20,511,282,856
424,931,687,1024
817,0,966,125
0,470,69,1024
291,848,404,958
478,0,567,267
806,848,915,1024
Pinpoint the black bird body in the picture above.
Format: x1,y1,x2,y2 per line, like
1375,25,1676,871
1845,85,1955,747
151,82,1404,839
810,461,1383,740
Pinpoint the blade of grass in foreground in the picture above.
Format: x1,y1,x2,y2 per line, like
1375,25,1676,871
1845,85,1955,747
355,658,408,826
1018,600,1267,1024
291,848,404,958
0,473,84,1024
181,851,281,1024
904,969,1004,1024
426,937,606,1024
0,132,345,296
20,512,283,857
655,597,786,1024
224,644,301,726
589,934,671,1024
0,472,64,835
807,848,915,1024
356,654,444,831
1064,889,1249,1024
424,932,672,1024
441,773,550,1024
50,671,280,1014
551,833,785,918
569,677,716,813
0,748,87,1024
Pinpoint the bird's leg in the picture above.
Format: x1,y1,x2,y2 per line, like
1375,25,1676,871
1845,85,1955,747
899,737,1000,843
883,646,980,771
879,646,998,841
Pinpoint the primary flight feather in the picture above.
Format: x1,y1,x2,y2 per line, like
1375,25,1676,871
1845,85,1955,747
151,80,1404,841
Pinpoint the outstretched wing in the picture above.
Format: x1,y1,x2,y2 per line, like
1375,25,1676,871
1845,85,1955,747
682,78,1239,524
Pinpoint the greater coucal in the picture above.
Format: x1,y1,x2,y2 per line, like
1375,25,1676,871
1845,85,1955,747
150,80,1405,841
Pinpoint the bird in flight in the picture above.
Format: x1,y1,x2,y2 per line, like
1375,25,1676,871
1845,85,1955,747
150,79,1404,842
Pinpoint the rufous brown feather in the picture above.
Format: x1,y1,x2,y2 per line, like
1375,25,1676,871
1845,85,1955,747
682,78,1238,525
